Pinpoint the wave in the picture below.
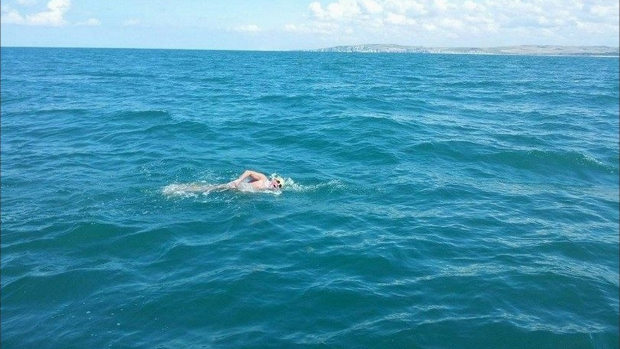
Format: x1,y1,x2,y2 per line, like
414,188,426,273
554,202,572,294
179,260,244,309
409,141,618,175
255,94,312,104
71,71,159,79
490,149,618,174
113,109,174,121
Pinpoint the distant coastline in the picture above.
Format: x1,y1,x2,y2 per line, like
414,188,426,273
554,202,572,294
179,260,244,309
2,45,619,56
307,44,620,57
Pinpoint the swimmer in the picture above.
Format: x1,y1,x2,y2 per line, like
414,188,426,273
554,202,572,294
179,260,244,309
224,170,284,191
165,170,284,194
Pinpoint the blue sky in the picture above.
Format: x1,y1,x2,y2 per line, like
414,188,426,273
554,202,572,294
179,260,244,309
1,0,618,50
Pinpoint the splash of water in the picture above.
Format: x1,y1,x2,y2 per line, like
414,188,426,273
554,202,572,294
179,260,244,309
162,177,345,198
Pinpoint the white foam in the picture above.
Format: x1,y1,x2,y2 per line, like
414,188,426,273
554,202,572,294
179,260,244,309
162,177,341,198
281,178,344,193
162,182,281,197
162,183,213,197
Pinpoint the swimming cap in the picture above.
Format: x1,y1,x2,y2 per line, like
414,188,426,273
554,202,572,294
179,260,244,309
273,176,284,188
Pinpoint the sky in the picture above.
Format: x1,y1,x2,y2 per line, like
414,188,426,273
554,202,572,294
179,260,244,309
1,0,618,50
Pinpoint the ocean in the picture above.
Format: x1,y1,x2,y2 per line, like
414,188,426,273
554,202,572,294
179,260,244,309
1,47,618,349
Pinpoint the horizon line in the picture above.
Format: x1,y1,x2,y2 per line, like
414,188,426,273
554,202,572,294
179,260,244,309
2,43,619,51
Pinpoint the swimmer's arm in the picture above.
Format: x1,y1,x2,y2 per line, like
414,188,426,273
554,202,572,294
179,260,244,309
231,170,268,186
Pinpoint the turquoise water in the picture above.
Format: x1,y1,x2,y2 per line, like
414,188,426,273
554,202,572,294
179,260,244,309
1,47,618,349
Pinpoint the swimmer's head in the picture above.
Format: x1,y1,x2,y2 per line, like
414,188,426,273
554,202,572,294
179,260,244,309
271,176,284,189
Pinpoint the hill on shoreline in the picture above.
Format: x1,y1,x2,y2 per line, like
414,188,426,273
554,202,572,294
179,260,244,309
308,44,620,56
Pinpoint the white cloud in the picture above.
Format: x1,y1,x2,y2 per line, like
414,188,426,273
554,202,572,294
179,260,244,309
423,23,437,31
433,0,448,12
463,1,484,12
27,0,70,26
294,0,619,45
284,22,340,34
385,12,415,26
1,0,108,28
308,2,326,19
383,0,426,16
359,0,382,14
1,8,25,24
123,19,141,26
76,18,101,26
439,17,462,30
17,0,37,6
589,3,619,18
233,24,262,33
1,0,70,26
309,0,361,21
